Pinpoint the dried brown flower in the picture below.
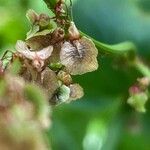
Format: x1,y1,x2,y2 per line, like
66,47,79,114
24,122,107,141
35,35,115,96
69,84,84,101
60,36,98,75
41,67,59,99
26,28,64,50
15,40,53,71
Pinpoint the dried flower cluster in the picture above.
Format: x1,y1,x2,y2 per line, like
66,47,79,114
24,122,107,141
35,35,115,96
5,6,98,105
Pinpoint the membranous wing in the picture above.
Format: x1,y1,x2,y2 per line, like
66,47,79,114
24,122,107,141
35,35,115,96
16,40,53,60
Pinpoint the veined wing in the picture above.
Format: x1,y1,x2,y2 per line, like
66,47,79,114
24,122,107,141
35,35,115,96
15,40,35,59
36,46,53,60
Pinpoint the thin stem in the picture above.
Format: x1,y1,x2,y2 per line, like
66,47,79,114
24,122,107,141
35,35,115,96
80,31,150,78
69,0,73,21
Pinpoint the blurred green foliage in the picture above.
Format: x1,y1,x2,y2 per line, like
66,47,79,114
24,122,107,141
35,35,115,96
0,0,150,150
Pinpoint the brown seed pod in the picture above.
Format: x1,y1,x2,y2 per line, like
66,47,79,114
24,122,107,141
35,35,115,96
49,43,62,63
69,84,84,101
41,67,59,99
60,36,98,75
26,34,53,50
26,28,64,50
16,40,53,71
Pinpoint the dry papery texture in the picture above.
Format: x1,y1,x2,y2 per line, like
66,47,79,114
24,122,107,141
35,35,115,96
11,10,98,105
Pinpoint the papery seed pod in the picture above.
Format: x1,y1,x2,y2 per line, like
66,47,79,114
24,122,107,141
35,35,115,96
26,9,39,24
68,22,80,40
29,28,64,50
16,40,53,60
69,84,84,101
16,40,53,71
26,28,64,50
26,28,64,64
57,70,72,85
26,34,53,50
41,67,59,99
60,36,98,75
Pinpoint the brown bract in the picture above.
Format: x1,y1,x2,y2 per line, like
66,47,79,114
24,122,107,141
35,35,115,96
60,36,98,75
15,40,53,72
26,34,53,50
69,84,84,101
41,67,59,99
26,28,64,50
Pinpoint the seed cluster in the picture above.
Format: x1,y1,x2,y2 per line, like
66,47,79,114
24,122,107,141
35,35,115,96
1,1,98,106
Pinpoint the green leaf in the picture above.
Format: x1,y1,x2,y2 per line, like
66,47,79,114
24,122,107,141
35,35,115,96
49,62,64,71
26,25,40,40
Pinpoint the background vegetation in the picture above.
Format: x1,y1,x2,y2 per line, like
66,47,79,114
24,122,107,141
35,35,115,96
0,0,150,149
